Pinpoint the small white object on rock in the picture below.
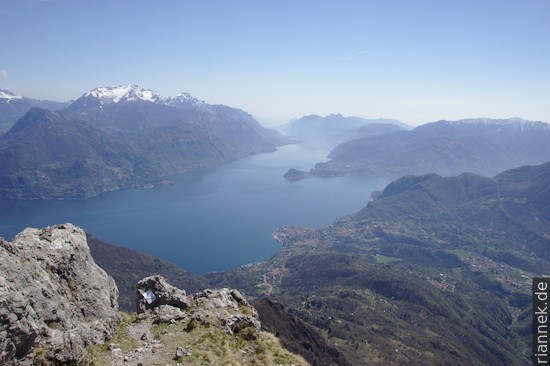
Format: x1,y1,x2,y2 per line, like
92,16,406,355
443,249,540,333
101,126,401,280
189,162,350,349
142,289,156,304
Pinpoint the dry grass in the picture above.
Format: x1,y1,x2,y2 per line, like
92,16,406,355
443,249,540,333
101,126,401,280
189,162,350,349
84,311,309,365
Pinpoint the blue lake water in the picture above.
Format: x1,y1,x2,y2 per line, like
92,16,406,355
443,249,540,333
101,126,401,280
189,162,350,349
0,144,393,274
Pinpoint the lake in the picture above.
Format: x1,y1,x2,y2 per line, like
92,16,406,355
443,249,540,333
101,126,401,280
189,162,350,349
0,144,393,274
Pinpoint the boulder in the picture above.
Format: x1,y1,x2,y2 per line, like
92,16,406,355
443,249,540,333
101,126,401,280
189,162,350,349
0,224,119,365
135,275,190,314
190,288,261,338
152,304,187,324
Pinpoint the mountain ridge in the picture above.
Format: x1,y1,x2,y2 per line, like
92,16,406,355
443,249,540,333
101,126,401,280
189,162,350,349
286,117,550,180
0,108,138,199
283,114,408,146
71,84,205,111
0,88,70,133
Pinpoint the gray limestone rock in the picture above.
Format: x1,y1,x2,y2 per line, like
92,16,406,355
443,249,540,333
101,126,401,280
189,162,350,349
0,224,119,365
175,346,192,359
152,304,187,324
191,288,261,338
133,276,260,340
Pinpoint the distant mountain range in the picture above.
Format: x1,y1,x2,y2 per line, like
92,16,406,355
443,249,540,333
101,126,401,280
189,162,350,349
283,114,408,145
0,84,291,199
208,161,550,365
285,117,550,180
0,88,69,133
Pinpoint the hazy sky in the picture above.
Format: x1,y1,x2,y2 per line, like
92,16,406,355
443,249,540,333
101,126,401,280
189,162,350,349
1,0,549,126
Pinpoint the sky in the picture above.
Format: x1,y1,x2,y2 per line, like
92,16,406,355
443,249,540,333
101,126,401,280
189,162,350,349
1,0,549,126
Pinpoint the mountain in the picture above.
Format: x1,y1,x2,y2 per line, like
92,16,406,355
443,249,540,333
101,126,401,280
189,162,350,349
69,84,203,110
287,117,550,180
73,84,163,106
163,91,205,110
67,84,184,133
284,114,408,145
0,85,291,199
0,108,138,199
0,88,69,134
208,161,550,365
331,122,404,144
67,84,289,152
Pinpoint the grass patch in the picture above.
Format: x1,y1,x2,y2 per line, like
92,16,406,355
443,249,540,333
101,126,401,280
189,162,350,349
376,254,402,264
84,309,308,366
449,249,470,260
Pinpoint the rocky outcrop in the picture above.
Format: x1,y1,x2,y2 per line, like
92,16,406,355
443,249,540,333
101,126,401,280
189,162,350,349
135,276,261,340
136,275,190,315
191,288,261,339
135,275,190,325
0,224,119,365
102,276,274,365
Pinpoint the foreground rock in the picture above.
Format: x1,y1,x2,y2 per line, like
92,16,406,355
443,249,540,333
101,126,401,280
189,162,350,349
191,288,261,339
101,276,307,366
0,224,119,365
136,275,190,315
136,276,260,339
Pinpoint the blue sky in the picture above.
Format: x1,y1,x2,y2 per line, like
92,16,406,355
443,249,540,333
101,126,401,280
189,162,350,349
1,0,549,126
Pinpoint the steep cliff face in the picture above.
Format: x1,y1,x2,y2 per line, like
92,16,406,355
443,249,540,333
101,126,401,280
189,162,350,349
0,224,119,365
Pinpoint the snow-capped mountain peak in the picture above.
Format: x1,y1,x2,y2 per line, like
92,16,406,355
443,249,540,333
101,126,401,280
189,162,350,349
83,84,162,105
70,84,209,112
162,92,204,107
172,92,199,102
0,88,23,101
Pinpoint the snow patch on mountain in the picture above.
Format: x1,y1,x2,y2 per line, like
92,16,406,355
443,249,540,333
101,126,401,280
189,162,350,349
78,84,205,109
0,88,23,101
83,84,162,104
164,92,201,103
163,92,204,109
